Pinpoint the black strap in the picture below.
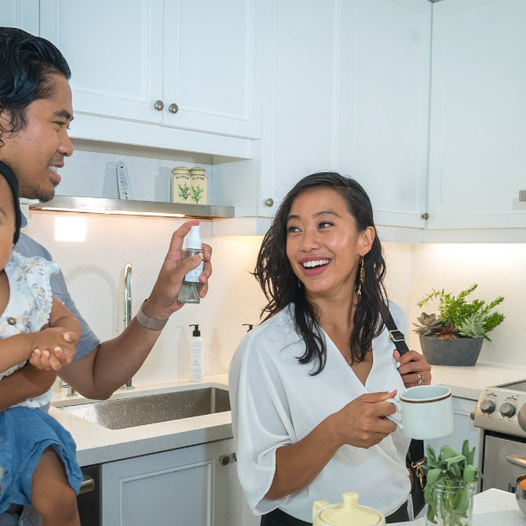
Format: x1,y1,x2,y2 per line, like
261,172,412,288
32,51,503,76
386,312,409,355
386,310,427,519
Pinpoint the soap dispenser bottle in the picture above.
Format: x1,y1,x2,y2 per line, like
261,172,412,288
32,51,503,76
189,324,203,382
177,225,204,304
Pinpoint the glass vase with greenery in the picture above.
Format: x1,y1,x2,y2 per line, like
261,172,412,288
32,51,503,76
424,440,486,526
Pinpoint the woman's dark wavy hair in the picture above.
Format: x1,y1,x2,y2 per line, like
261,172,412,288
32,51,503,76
0,27,71,146
254,172,389,375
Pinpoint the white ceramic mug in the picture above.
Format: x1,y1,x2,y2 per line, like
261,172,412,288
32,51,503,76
386,385,454,439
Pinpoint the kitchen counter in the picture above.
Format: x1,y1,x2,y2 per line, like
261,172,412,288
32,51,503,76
393,489,523,526
49,375,232,467
429,361,526,401
50,362,526,467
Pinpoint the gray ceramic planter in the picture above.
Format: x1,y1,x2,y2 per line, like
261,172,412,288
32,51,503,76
419,336,484,366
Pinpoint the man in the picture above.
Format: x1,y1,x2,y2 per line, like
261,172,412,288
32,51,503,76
0,27,212,524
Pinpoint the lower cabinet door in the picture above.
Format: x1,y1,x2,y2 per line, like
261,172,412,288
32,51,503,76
102,440,230,526
225,439,260,526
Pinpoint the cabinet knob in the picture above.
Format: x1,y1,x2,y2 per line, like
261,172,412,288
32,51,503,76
264,198,274,207
219,455,230,466
154,100,164,111
421,213,429,220
168,103,179,114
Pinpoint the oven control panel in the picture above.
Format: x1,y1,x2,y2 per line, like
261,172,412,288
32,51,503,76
474,387,526,437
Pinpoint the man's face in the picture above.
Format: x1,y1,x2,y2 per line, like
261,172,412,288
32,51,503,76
0,74,74,201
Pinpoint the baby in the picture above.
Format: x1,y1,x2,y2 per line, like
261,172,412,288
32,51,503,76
0,162,82,526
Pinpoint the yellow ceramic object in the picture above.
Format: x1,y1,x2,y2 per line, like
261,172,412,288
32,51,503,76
312,492,386,526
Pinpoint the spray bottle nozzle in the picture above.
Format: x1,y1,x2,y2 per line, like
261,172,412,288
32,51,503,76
186,225,202,250
189,324,201,337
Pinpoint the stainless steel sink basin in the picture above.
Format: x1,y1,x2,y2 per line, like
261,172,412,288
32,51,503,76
55,387,230,430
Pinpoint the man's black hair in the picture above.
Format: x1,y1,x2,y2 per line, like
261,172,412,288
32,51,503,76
0,27,71,144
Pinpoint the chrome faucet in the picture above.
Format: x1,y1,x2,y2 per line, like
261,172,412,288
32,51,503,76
122,262,134,390
60,380,77,397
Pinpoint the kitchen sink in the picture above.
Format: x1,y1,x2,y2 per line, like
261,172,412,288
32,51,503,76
54,387,230,430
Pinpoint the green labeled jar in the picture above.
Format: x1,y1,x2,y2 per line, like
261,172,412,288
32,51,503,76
189,167,207,205
171,166,191,203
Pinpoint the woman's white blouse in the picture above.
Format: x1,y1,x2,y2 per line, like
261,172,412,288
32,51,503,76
229,302,412,522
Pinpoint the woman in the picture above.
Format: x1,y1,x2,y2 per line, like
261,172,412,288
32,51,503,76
229,172,431,525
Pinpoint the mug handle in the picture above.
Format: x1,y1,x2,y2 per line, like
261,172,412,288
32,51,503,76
385,398,403,430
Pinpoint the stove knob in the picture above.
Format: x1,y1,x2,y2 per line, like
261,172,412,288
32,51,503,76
500,402,516,418
480,399,496,414
518,404,526,431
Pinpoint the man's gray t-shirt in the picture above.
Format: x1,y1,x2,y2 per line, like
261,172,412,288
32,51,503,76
14,231,100,361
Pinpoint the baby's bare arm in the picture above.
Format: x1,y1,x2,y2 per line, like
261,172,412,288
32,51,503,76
29,298,82,371
48,297,82,337
0,333,39,372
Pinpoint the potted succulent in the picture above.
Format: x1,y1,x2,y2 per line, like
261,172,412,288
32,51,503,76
424,441,486,526
414,284,505,366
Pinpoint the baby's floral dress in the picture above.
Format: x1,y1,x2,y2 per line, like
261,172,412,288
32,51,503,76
0,251,82,514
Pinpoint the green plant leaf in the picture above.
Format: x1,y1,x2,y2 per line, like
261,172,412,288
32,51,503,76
439,445,459,463
427,468,443,486
463,464,478,482
447,455,466,478
453,482,471,515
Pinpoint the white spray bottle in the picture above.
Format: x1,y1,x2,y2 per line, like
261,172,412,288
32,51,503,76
177,225,203,304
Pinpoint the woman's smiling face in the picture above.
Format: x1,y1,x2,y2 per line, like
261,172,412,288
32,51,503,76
285,187,374,300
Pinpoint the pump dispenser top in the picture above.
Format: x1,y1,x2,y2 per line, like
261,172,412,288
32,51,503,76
186,226,202,250
190,324,201,337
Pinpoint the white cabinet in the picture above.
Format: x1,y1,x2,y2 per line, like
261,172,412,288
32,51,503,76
1,0,39,33
214,0,344,219
348,0,431,229
40,0,262,140
213,0,431,229
425,397,482,470
102,439,257,526
428,0,526,230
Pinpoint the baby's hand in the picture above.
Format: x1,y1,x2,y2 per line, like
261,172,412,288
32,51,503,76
28,327,78,371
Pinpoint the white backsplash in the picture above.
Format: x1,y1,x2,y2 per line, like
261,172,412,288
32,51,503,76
25,212,266,384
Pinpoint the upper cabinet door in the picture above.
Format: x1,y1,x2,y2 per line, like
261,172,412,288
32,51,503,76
257,0,342,216
343,0,431,229
1,0,39,33
428,0,526,229
163,0,262,139
40,0,164,124
39,0,261,139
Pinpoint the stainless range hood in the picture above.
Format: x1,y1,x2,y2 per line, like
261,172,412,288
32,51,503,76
29,196,235,219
